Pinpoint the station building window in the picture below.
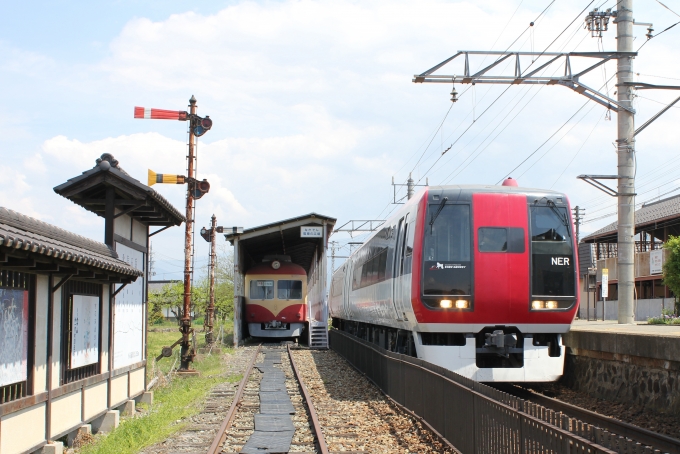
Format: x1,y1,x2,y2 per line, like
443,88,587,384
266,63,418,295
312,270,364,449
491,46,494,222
61,280,102,384
0,271,36,404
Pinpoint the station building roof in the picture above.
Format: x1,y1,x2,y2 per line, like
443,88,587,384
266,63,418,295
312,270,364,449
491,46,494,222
0,207,142,283
225,213,336,275
582,194,680,243
53,153,185,227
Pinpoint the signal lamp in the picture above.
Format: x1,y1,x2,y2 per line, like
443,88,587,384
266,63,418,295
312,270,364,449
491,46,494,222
200,227,212,242
191,179,211,199
455,299,469,309
440,299,453,308
148,169,185,186
192,115,213,137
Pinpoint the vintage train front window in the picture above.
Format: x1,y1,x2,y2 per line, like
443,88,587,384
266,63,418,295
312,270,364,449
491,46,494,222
277,280,302,300
250,280,274,299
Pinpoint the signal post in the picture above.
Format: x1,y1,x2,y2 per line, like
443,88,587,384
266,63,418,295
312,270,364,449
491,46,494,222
181,96,198,372
136,95,212,371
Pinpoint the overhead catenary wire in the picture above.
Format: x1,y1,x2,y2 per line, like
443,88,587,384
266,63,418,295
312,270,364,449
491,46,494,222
496,73,616,183
413,0,595,187
439,25,593,184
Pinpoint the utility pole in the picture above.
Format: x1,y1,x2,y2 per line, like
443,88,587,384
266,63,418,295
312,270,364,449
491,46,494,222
206,214,217,346
616,0,636,324
572,206,584,243
407,173,414,200
180,96,198,371
330,241,337,274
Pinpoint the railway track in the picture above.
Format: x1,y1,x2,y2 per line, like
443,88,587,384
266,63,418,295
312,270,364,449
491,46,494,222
208,343,330,454
498,384,680,454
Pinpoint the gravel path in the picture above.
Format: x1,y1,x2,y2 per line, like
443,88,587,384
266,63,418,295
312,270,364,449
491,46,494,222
291,348,456,454
140,346,257,454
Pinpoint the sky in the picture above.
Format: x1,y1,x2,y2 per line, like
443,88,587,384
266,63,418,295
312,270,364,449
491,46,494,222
1,0,680,279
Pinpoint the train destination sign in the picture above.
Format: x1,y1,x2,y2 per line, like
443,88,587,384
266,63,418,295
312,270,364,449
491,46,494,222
301,226,323,238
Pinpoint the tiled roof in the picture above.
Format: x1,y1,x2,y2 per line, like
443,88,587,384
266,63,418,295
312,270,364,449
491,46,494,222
0,207,143,277
583,194,680,242
54,153,185,226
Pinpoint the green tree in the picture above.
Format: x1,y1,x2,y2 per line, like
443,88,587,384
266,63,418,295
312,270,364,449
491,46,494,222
148,281,184,324
662,235,680,315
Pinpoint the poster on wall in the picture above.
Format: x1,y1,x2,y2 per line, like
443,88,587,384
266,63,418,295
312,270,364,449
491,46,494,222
0,288,29,387
71,295,100,368
650,249,663,275
114,242,145,369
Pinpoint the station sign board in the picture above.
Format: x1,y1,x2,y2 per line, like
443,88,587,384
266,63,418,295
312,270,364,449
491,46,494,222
301,226,323,238
601,268,608,298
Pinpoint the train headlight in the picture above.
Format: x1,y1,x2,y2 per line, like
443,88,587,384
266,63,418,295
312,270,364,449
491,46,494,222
440,299,453,308
271,260,281,270
532,300,544,310
455,299,469,309
531,300,572,310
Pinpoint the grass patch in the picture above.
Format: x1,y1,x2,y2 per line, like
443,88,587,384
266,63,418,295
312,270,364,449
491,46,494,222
79,326,238,454
648,308,680,325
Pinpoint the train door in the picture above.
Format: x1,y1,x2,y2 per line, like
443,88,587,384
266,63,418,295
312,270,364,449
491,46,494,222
342,261,353,318
392,215,408,320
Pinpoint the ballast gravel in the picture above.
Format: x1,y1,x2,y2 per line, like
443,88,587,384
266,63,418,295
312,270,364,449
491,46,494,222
291,348,455,454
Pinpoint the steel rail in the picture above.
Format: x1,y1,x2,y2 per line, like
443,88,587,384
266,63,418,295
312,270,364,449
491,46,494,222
287,344,330,454
509,385,680,454
207,344,262,454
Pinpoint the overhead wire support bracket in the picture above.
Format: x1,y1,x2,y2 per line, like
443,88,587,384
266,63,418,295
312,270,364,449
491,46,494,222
577,174,636,197
634,94,680,137
333,220,386,238
413,51,637,113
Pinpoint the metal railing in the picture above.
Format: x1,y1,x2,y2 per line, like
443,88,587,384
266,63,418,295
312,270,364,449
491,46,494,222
330,329,661,454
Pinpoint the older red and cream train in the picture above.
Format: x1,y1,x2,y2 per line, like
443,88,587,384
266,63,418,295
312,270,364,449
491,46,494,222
329,180,579,382
245,256,308,339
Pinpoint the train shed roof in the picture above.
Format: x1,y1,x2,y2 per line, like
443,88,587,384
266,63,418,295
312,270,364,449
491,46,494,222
225,213,336,275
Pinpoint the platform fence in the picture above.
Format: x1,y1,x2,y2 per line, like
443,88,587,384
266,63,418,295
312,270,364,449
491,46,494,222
330,329,662,454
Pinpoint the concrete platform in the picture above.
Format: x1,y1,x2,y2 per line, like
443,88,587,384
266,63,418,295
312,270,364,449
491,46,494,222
562,320,680,413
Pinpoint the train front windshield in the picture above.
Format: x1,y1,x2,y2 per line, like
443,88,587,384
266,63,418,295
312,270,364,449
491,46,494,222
530,205,575,297
422,204,472,297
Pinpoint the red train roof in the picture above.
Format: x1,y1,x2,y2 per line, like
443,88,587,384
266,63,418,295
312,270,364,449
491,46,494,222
246,261,307,276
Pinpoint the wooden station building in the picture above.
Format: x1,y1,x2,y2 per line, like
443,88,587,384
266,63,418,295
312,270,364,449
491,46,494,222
0,153,184,453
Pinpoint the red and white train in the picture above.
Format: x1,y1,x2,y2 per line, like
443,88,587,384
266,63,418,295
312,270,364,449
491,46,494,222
329,180,579,382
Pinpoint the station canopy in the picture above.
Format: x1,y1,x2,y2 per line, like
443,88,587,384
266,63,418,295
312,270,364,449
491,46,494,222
225,213,336,275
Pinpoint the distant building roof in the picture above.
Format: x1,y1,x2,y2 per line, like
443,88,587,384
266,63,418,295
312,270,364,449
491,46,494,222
0,207,142,281
582,194,680,243
53,153,185,227
149,280,180,292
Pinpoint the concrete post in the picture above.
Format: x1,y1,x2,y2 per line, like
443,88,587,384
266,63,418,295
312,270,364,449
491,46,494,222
616,0,636,324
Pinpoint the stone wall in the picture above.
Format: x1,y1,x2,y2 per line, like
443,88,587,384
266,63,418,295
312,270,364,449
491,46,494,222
563,348,680,414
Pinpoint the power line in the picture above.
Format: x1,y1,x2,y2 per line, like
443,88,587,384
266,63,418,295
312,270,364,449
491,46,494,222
496,75,615,183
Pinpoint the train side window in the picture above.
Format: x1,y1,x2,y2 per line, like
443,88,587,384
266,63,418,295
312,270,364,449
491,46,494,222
250,280,274,299
278,280,302,300
478,227,524,253
378,249,388,280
